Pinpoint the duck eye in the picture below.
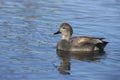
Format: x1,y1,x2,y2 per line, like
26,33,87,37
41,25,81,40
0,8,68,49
63,27,66,29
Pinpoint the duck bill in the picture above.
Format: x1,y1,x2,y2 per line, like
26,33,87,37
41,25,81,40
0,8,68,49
54,30,61,35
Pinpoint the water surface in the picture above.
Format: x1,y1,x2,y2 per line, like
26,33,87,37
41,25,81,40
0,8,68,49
0,0,120,80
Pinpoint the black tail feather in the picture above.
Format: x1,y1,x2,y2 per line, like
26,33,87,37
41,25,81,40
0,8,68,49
96,41,109,51
103,41,109,47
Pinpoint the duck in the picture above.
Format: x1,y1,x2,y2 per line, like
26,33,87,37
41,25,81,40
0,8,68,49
54,23,108,52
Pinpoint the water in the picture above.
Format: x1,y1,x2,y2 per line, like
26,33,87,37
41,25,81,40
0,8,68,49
0,0,120,80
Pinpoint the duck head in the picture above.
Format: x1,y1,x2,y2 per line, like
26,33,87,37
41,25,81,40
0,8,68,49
54,23,73,40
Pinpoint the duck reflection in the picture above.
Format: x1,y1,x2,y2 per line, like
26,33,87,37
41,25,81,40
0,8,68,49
56,50,105,75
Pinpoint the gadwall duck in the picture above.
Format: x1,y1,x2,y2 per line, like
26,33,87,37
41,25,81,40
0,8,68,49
54,23,108,52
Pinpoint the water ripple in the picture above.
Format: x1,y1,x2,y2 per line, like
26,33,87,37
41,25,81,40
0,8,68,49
0,0,120,80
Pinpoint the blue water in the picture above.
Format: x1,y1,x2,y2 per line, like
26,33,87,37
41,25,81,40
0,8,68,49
0,0,120,80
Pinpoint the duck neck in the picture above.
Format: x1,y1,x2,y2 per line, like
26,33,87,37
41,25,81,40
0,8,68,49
62,33,71,40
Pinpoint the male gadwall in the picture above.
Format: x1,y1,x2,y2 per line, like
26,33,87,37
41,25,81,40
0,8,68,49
54,23,108,52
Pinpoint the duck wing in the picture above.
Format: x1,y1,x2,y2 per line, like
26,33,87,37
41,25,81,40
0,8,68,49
70,36,105,46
